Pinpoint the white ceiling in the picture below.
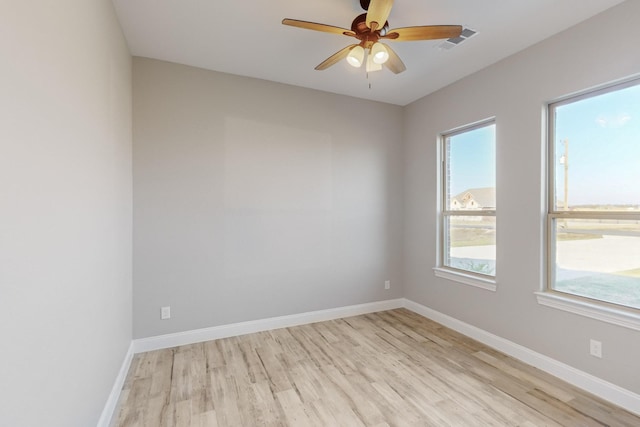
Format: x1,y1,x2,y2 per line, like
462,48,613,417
112,0,624,106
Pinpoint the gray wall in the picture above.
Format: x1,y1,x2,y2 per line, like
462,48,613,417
133,58,404,338
2,2,637,424
404,0,640,393
0,1,132,426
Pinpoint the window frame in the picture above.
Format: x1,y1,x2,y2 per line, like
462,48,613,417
540,77,640,329
436,119,497,291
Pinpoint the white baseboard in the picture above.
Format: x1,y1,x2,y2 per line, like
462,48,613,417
96,341,134,427
101,297,639,425
402,298,640,416
133,298,405,354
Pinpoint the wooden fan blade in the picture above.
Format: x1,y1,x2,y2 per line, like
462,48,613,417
282,19,356,37
315,44,358,70
382,25,462,41
382,43,406,74
366,0,394,31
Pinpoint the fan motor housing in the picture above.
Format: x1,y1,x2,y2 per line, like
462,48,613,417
351,13,388,45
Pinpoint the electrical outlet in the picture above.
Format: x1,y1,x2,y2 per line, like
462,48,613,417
590,339,602,358
161,306,171,320
384,280,391,290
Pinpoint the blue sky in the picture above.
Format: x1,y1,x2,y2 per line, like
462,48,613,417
447,82,640,208
554,82,640,207
448,124,496,197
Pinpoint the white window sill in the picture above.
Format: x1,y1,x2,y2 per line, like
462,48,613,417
433,267,497,292
535,291,640,332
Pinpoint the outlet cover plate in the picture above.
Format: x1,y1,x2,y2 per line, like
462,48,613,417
590,339,602,358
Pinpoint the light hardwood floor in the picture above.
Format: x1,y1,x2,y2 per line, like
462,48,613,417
113,309,640,426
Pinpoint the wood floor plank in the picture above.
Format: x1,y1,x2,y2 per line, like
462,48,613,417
249,381,286,426
473,350,576,402
113,309,640,426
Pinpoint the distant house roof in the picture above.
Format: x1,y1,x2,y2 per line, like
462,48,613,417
452,187,496,209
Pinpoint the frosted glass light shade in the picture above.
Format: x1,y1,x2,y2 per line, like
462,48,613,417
366,53,382,72
371,42,389,64
346,45,365,68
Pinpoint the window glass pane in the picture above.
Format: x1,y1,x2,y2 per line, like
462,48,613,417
553,218,640,309
553,83,640,212
446,124,496,211
445,215,496,276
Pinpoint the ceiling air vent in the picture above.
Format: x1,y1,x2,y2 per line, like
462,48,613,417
437,27,477,50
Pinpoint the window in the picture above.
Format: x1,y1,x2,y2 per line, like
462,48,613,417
547,79,640,312
438,121,496,286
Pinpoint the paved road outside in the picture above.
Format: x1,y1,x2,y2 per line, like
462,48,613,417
451,235,640,274
451,235,640,308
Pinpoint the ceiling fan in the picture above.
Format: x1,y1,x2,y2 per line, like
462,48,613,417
282,0,462,74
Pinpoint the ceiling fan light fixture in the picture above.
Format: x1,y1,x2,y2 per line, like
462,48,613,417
371,42,389,64
283,0,462,75
366,53,382,72
346,45,365,67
